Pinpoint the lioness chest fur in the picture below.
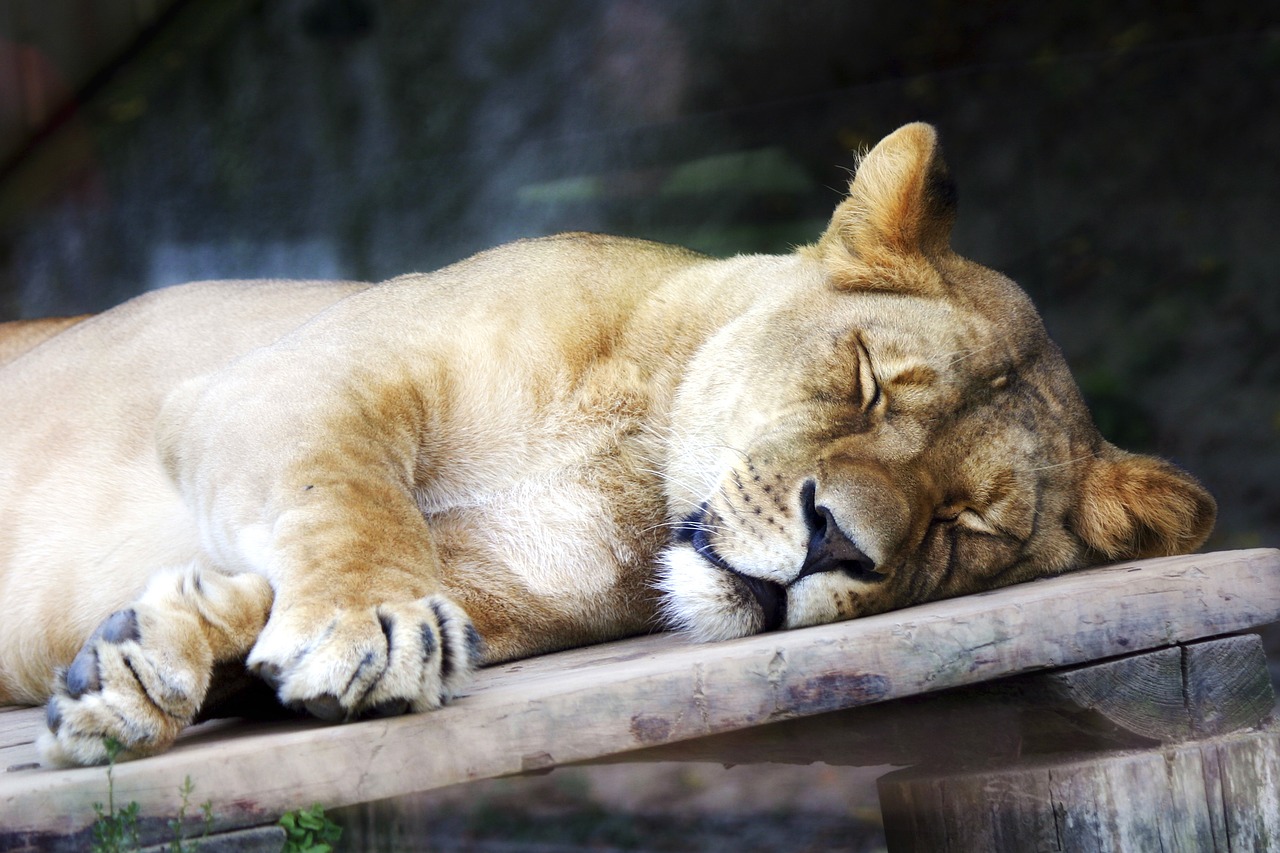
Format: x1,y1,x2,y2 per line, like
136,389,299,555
0,124,1214,766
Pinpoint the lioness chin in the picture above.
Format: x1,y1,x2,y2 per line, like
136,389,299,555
0,123,1214,767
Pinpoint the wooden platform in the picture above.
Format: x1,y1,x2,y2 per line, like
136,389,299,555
2,548,1279,851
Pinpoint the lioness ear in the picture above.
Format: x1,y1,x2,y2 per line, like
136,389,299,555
814,122,958,289
1072,447,1217,561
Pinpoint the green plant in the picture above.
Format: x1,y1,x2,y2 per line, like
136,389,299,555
168,775,214,852
87,737,338,853
89,739,214,853
91,738,140,853
279,803,342,853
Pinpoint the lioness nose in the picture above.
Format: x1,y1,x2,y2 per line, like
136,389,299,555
797,480,881,582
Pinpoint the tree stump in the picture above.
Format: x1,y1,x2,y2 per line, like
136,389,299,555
877,635,1278,852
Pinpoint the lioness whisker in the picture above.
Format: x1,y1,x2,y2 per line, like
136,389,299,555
944,340,1000,368
1024,453,1096,473
650,517,719,533
633,467,714,509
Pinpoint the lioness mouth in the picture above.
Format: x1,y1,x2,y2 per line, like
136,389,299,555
727,569,787,632
675,507,788,632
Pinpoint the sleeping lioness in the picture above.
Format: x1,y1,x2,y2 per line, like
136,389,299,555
0,124,1214,766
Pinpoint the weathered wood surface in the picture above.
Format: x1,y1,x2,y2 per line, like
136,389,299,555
1018,633,1275,744
0,548,1277,849
1184,635,1277,737
598,635,1277,769
877,720,1280,852
868,635,1277,851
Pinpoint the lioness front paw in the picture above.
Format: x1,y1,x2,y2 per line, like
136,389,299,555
38,566,273,767
246,594,481,721
40,608,203,766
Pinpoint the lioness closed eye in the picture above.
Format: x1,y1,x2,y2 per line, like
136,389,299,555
0,123,1214,766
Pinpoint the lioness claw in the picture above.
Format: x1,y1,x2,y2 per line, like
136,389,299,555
246,594,478,721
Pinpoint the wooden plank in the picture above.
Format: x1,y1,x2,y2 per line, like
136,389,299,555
137,825,285,853
1213,728,1280,847
0,709,37,757
0,706,40,771
587,683,1030,769
587,637,1273,770
0,548,1277,847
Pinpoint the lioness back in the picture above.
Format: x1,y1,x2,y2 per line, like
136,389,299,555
0,316,91,367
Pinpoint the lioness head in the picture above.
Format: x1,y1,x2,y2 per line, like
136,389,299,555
658,123,1215,641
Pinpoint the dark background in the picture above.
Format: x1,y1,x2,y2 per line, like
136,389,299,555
1,2,1276,849
3,1,1276,551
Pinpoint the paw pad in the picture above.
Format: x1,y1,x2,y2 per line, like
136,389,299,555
303,693,344,722
44,699,62,735
100,608,139,643
63,608,139,698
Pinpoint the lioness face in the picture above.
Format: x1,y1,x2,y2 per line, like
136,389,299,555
657,124,1215,641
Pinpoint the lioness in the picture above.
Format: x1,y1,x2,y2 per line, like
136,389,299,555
0,124,1214,767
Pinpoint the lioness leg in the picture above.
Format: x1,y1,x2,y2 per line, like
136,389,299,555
40,564,272,766
159,335,488,724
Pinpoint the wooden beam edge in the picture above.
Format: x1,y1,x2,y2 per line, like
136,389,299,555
0,547,1276,840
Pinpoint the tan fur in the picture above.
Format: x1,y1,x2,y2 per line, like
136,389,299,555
0,124,1214,765
0,315,90,367
1074,450,1216,560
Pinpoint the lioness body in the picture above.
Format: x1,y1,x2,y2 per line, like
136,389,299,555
0,125,1214,766
0,238,707,698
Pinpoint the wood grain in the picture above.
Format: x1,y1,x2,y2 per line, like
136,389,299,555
1042,646,1191,739
1185,634,1275,737
0,548,1277,848
878,721,1280,852
1023,634,1274,743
